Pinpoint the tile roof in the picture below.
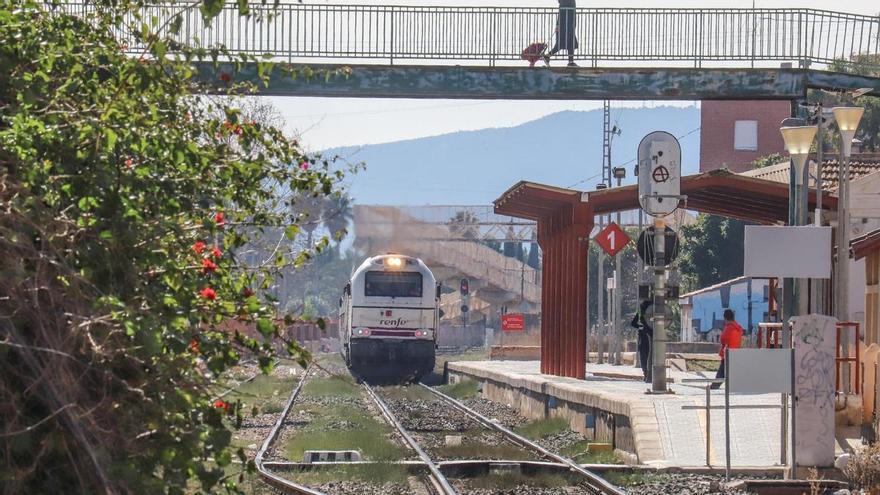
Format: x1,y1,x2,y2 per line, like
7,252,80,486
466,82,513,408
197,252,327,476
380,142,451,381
852,227,880,260
739,152,880,191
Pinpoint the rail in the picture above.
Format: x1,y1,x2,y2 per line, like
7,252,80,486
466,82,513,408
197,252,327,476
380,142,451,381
421,383,627,495
58,3,880,70
254,365,326,495
363,383,459,495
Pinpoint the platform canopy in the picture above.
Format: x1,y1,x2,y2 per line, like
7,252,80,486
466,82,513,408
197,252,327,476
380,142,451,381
492,169,838,379
586,169,835,223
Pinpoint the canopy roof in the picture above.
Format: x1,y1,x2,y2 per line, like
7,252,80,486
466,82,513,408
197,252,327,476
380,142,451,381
852,228,880,261
495,169,837,225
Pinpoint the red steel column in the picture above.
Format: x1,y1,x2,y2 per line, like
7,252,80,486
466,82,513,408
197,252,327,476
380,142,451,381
561,222,573,376
538,222,548,374
535,202,593,379
550,222,561,375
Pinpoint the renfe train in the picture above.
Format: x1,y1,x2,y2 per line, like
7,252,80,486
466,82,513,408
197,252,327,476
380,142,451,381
339,254,439,382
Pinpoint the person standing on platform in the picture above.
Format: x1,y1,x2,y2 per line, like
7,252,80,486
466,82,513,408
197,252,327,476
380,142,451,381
711,309,743,389
543,0,578,67
631,300,653,383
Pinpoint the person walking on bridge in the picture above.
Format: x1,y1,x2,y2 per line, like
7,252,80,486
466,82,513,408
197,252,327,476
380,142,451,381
711,309,743,389
544,0,578,67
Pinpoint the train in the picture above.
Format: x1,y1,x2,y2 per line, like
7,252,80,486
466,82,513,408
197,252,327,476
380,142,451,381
339,254,439,382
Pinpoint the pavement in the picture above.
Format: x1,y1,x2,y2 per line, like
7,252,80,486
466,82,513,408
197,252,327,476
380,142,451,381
448,360,790,468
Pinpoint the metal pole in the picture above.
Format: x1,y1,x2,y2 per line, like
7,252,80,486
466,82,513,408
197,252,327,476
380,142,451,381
813,109,825,314
597,215,606,365
651,218,667,393
839,148,851,392
781,391,788,467
725,352,731,481
706,384,712,467
790,345,797,478
614,176,623,365
636,207,644,369
794,157,809,317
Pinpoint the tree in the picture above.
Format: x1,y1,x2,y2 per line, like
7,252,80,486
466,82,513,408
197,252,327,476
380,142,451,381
0,2,351,493
809,54,880,151
447,210,479,240
678,215,749,293
751,153,785,169
527,241,541,270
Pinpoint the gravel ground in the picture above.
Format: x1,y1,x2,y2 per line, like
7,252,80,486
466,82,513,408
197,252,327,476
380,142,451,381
385,397,481,431
625,473,763,495
309,481,413,495
460,395,586,455
536,429,585,453
461,397,529,428
453,480,602,495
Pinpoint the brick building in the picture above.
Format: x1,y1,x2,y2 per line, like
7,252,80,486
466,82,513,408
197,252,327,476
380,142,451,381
699,100,791,173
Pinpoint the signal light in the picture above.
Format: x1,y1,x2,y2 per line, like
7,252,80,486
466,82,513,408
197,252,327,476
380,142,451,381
460,278,469,296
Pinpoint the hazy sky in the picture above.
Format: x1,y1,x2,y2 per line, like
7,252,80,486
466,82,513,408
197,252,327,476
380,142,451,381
267,1,879,151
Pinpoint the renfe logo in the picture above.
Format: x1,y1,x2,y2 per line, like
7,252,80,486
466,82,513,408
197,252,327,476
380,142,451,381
377,309,407,327
378,317,408,327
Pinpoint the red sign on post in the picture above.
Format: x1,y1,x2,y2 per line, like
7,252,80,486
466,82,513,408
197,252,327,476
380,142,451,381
501,313,525,332
594,222,631,257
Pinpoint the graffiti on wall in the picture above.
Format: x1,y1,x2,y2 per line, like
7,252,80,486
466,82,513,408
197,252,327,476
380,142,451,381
793,314,837,467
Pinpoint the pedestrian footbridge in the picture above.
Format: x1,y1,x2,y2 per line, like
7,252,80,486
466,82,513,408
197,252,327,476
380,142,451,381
64,3,880,99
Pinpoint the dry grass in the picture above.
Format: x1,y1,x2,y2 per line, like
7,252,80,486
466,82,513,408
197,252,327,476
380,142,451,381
844,443,880,492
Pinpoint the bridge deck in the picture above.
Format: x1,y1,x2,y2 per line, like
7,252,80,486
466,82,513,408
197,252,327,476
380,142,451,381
67,3,880,71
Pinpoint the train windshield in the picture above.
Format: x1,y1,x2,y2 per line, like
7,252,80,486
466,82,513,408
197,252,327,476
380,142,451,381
364,271,423,298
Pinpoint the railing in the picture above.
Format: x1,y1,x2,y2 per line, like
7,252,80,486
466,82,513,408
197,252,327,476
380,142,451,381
58,3,880,70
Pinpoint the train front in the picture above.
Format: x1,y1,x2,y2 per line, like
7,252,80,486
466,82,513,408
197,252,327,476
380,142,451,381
345,255,438,382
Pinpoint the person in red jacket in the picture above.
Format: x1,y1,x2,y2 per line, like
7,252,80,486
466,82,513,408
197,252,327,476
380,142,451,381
710,309,743,389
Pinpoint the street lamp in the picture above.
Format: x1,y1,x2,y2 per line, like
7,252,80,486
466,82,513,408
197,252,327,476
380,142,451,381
834,107,865,158
779,121,817,344
780,124,817,227
831,106,863,354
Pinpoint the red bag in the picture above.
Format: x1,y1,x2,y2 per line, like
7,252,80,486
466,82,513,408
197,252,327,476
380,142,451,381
521,42,548,67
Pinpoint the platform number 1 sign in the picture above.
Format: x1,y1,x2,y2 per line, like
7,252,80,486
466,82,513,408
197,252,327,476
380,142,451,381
595,222,631,257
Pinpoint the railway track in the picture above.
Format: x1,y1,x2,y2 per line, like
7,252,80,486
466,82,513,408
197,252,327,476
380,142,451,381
254,359,626,495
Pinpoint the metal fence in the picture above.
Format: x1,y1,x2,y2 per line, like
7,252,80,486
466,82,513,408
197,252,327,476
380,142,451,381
59,3,880,69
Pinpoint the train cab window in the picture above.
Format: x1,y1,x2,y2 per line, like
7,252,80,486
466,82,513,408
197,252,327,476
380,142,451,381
364,271,423,298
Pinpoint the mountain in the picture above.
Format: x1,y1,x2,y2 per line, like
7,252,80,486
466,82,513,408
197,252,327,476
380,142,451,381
327,106,701,205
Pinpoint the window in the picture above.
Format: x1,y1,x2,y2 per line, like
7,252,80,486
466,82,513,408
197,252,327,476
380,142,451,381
734,120,758,151
365,271,423,298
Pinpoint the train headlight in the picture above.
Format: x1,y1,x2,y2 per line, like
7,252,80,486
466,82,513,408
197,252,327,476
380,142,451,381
385,257,402,268
416,330,432,339
354,328,371,337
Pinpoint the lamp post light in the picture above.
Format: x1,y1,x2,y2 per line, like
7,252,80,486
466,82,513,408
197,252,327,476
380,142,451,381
780,124,818,227
780,121,817,343
832,106,864,394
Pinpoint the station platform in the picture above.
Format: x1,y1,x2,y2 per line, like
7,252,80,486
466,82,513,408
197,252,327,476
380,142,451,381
447,360,785,468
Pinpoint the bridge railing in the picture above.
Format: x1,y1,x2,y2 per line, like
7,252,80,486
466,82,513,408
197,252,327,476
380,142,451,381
59,3,879,70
